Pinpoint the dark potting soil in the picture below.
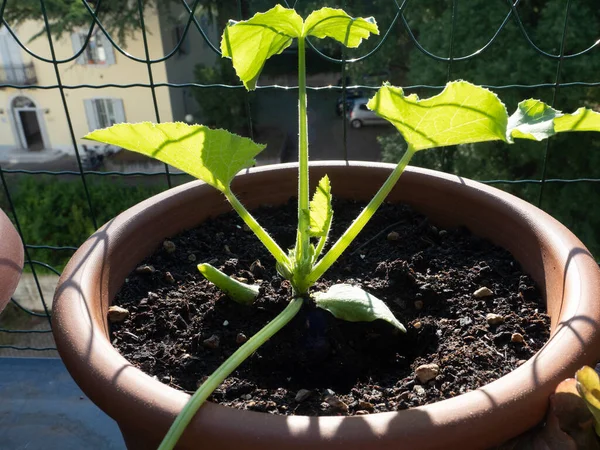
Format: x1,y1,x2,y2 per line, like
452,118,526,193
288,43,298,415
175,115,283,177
111,198,550,417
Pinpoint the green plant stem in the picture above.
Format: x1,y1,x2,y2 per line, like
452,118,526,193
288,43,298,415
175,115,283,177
158,297,303,450
296,36,310,268
306,147,416,288
225,190,290,269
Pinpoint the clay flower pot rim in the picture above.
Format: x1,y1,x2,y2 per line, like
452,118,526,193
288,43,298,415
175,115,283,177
52,161,600,449
0,207,24,312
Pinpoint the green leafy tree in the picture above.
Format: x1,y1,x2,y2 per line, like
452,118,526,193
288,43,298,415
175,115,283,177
373,0,600,257
192,61,253,136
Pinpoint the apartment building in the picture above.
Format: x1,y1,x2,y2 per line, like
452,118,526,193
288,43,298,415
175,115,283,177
0,5,217,160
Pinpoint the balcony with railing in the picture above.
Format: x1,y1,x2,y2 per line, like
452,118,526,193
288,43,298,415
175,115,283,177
0,62,37,86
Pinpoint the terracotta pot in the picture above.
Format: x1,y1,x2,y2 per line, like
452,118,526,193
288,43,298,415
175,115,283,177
52,162,600,450
0,208,23,313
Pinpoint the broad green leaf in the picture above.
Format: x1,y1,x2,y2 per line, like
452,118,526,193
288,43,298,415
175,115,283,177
309,175,333,237
576,366,600,436
198,263,259,305
221,5,303,90
303,8,378,47
84,122,265,193
314,284,406,332
367,81,508,151
555,107,600,133
507,99,560,142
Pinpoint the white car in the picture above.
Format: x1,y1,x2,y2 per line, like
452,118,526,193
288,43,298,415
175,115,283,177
347,98,388,128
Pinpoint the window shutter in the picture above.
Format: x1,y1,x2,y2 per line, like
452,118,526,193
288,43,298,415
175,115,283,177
71,33,86,65
112,99,126,123
84,99,98,131
99,33,116,65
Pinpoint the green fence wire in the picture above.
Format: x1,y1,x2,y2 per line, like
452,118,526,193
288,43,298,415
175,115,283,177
0,0,598,353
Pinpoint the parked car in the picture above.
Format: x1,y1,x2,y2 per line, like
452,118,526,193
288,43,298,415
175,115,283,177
347,98,388,128
335,89,364,116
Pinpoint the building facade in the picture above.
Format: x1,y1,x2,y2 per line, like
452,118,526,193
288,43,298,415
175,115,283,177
0,5,217,160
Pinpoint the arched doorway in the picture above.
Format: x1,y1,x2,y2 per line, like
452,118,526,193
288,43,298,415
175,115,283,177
11,95,46,151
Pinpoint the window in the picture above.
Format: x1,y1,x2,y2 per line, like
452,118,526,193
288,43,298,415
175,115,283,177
85,35,107,64
71,31,116,66
84,99,125,131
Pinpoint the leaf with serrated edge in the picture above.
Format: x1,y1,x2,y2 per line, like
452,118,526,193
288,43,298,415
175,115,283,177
576,366,600,435
367,81,508,151
507,99,560,142
314,284,406,332
303,8,378,47
84,122,265,193
555,107,600,133
221,5,303,90
309,175,332,237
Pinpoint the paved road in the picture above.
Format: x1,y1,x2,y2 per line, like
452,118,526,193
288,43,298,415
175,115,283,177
253,89,396,163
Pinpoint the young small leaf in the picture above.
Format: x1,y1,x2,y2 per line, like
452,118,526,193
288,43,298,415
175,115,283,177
576,366,600,436
507,100,600,142
198,263,259,305
303,8,378,47
221,5,303,90
314,284,406,332
507,99,559,142
367,81,508,151
84,122,265,193
309,175,333,237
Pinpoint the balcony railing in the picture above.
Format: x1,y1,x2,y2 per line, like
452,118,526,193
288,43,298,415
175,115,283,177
0,62,37,85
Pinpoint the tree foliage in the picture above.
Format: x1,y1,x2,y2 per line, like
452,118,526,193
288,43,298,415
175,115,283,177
373,0,600,257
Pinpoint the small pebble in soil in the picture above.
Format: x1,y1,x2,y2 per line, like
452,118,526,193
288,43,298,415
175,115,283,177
107,305,129,322
163,240,176,253
413,321,422,329
355,410,369,415
295,389,312,403
387,231,400,241
202,334,220,349
187,254,197,262
459,317,472,327
164,272,175,284
473,286,494,298
415,363,440,384
135,264,155,274
486,313,504,326
358,400,374,412
439,230,448,237
511,333,525,344
223,320,229,327
236,333,248,345
414,300,424,310
249,260,265,277
325,395,349,412
413,385,426,397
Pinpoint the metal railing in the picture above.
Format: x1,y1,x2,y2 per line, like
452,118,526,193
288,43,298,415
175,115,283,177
0,0,598,355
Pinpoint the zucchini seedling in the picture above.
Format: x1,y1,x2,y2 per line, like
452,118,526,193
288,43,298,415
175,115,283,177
84,5,600,449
